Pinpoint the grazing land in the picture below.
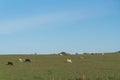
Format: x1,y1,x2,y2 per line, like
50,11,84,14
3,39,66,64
0,53,120,80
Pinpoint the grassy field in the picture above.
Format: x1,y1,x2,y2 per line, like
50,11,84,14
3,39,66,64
0,53,120,80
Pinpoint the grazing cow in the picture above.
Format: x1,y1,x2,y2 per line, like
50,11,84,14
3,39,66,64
66,58,72,63
18,58,23,62
25,59,31,62
7,62,13,65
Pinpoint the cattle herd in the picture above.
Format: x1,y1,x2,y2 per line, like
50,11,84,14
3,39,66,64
6,53,105,65
6,58,31,66
6,57,73,66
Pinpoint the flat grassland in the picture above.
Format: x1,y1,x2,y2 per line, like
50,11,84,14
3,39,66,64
0,53,120,80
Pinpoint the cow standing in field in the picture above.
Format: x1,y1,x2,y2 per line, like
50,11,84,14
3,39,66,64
7,62,13,65
66,58,72,63
25,59,31,62
19,58,23,62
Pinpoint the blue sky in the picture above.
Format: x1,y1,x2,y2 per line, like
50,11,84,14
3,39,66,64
0,0,120,54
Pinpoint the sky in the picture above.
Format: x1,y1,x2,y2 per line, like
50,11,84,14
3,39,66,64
0,0,120,54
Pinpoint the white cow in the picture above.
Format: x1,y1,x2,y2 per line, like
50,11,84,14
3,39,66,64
66,58,72,63
19,58,23,62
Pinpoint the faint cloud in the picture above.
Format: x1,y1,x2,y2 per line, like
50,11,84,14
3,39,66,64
0,12,83,34
0,8,108,34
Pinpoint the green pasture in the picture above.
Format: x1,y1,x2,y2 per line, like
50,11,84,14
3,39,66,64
0,53,120,80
